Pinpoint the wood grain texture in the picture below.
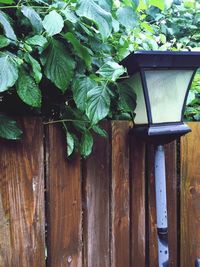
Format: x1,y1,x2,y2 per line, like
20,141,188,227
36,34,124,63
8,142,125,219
181,122,200,267
0,117,45,267
46,124,82,267
130,135,146,267
111,121,130,267
82,121,111,267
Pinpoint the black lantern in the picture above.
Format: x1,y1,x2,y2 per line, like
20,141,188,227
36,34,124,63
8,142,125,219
121,51,200,144
121,51,200,267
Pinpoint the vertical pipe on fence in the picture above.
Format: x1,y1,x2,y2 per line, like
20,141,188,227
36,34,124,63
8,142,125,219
155,145,169,267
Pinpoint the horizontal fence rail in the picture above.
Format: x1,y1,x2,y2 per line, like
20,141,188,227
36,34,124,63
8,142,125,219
0,118,199,267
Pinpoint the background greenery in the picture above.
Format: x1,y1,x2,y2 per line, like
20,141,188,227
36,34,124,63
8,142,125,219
0,0,199,157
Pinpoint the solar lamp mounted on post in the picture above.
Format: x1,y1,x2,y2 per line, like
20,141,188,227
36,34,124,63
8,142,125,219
120,51,200,267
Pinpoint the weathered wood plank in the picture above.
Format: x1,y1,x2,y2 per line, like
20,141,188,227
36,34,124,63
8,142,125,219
82,121,111,267
0,117,45,267
148,142,177,267
46,124,82,267
130,135,146,267
181,122,200,267
111,121,130,267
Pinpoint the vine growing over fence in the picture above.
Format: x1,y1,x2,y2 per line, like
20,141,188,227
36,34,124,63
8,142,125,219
0,0,199,157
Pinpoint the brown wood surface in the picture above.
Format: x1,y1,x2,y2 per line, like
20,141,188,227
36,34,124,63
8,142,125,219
148,142,177,267
111,121,130,267
82,121,111,267
0,117,45,267
46,124,82,267
180,122,200,267
130,135,146,267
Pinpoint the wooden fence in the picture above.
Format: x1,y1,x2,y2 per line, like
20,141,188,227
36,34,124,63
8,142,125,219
0,118,200,267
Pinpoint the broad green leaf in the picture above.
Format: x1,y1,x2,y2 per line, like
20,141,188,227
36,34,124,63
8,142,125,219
0,11,17,41
25,54,42,83
66,131,75,156
64,32,91,67
97,61,125,81
0,114,22,140
0,35,10,48
73,75,96,111
0,52,18,92
62,7,78,23
43,39,75,92
43,10,64,36
149,0,165,10
26,35,47,47
76,0,112,40
118,81,137,113
86,85,110,124
92,124,107,137
116,7,138,29
80,131,93,157
16,69,41,107
94,0,113,11
0,0,13,3
21,6,43,34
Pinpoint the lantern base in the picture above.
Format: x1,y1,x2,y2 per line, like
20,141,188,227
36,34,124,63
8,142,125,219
131,122,191,144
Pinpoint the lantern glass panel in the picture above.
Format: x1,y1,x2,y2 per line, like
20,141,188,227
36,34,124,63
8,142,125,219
145,70,193,124
131,72,148,124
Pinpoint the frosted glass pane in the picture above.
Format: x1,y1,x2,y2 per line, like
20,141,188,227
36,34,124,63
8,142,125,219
130,73,148,124
145,70,193,123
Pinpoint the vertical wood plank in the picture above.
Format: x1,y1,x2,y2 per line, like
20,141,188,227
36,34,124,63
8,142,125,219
111,121,130,267
130,135,146,267
0,117,45,267
83,121,111,267
46,124,82,267
148,142,177,267
181,122,200,267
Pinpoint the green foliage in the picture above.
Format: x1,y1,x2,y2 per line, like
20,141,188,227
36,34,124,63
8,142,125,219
0,0,199,157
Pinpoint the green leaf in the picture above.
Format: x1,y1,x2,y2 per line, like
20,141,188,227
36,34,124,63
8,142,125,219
86,85,110,124
66,131,75,156
73,75,96,111
76,0,112,40
0,52,18,92
64,32,91,67
26,35,47,47
43,10,64,36
25,54,42,83
0,11,17,41
80,131,93,157
21,6,43,34
0,35,10,48
43,39,75,92
61,7,78,23
94,0,113,11
92,124,107,137
0,0,13,4
149,0,165,10
116,7,138,29
97,61,125,81
0,114,22,140
118,81,137,113
16,69,41,108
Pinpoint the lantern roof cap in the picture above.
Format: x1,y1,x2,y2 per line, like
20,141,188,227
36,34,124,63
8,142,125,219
120,50,200,75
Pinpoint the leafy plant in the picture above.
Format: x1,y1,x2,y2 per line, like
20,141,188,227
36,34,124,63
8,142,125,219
0,0,199,157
